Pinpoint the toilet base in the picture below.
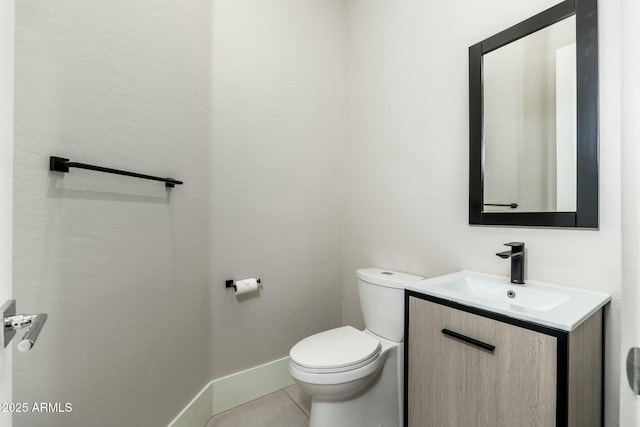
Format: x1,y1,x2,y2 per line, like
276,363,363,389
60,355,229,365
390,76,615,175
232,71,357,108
308,342,402,427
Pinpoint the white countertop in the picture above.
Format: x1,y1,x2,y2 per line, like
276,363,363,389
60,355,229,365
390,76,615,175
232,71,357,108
405,271,611,331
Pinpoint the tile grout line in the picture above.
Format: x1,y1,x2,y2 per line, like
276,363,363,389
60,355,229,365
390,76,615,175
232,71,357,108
206,389,309,427
283,389,310,419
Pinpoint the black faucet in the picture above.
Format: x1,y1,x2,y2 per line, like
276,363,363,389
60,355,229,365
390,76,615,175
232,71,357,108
496,242,525,284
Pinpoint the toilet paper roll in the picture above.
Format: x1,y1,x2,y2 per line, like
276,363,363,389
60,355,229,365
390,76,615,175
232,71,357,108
234,278,259,296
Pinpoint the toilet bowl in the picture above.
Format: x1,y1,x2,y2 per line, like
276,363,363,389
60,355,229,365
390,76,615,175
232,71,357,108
289,326,388,400
288,268,424,427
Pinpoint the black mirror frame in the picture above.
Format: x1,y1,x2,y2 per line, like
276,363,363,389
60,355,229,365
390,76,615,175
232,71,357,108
469,0,598,228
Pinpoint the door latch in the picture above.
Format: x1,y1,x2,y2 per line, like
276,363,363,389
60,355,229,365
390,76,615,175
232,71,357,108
1,300,48,352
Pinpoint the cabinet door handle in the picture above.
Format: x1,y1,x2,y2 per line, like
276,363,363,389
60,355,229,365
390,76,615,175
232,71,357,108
442,328,495,353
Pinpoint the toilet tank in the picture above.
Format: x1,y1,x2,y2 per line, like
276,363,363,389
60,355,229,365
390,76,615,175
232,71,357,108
357,268,424,342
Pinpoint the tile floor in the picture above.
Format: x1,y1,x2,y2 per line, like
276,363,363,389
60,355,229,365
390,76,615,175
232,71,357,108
206,385,311,427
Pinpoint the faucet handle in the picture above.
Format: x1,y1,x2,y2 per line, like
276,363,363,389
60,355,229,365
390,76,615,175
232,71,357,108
503,242,524,251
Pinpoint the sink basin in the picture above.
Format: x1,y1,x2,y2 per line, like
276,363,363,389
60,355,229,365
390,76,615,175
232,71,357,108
406,271,610,331
436,276,571,311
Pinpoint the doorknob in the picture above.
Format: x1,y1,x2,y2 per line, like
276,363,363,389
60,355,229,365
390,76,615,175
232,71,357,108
1,300,48,352
627,347,640,395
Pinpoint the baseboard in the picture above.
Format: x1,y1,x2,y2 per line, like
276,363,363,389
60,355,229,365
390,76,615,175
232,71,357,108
167,356,294,427
211,356,295,415
167,382,213,427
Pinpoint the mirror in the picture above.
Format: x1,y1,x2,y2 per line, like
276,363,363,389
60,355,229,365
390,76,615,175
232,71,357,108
484,17,576,213
469,0,598,227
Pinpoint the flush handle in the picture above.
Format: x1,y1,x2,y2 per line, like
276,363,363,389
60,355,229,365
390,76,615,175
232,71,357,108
1,300,48,352
442,328,495,353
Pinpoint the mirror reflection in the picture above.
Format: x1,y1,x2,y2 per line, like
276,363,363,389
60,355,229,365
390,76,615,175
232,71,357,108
483,16,576,213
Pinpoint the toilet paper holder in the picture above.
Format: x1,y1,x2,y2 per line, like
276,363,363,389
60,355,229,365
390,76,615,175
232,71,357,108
225,278,261,291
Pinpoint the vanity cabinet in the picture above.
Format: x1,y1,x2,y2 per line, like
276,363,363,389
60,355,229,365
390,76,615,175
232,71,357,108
405,291,603,427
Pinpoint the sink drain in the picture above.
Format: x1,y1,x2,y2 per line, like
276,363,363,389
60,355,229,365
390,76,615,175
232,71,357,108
507,290,516,299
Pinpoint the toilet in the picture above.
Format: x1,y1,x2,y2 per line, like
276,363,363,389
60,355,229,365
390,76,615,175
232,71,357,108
289,268,424,427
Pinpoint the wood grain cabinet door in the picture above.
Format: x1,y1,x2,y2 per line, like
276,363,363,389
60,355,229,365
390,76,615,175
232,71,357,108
407,296,557,427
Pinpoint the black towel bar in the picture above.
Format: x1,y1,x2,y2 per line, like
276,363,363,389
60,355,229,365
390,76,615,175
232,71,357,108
483,203,518,209
50,156,183,188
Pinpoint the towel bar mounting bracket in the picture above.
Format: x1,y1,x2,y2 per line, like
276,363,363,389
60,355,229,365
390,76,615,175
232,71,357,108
50,156,71,173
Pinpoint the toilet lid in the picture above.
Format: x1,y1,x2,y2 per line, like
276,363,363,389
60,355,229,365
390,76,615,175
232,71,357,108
289,326,381,371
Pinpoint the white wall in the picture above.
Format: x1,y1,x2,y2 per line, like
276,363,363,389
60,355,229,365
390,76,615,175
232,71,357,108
209,0,346,379
13,0,626,425
13,1,211,426
344,0,621,424
13,1,346,424
620,0,640,423
0,1,14,426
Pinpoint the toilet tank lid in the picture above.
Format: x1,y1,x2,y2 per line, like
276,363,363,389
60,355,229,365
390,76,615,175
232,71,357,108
356,268,424,289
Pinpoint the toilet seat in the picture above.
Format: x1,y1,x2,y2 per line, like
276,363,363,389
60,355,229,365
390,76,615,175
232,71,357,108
290,350,380,374
289,351,386,386
289,326,381,374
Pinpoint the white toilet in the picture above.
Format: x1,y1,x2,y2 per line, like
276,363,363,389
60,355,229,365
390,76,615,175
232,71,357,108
289,268,424,427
